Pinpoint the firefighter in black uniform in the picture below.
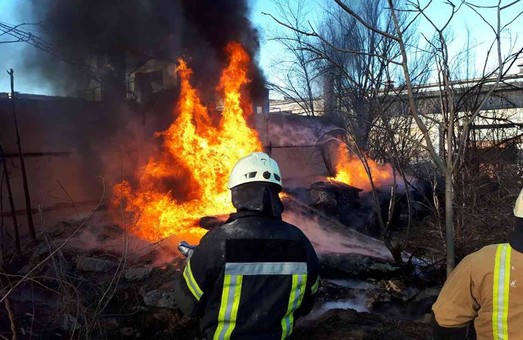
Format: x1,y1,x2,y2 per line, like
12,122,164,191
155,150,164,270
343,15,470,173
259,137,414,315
174,152,320,340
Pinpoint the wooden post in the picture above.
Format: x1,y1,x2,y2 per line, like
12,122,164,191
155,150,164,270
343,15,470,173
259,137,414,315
7,69,37,241
0,145,21,252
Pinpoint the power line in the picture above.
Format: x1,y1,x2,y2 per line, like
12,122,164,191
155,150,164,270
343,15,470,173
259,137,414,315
0,21,100,80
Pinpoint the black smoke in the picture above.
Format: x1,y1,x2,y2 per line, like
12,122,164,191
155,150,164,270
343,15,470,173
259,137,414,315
9,0,267,210
28,0,265,100
180,0,266,102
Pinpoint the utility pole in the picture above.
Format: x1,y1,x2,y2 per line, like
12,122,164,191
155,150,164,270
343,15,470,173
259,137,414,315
7,69,36,241
0,146,20,252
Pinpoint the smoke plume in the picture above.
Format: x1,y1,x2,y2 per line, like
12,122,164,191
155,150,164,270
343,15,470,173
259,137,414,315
28,0,265,98
12,0,268,209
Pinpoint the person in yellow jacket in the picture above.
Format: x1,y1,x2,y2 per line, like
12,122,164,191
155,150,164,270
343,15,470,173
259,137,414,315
432,188,523,339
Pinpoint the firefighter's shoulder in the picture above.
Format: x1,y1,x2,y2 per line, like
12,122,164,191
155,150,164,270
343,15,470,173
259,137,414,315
459,243,501,277
468,243,500,262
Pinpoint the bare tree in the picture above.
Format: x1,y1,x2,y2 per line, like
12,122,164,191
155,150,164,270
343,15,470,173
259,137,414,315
266,0,430,262
385,0,523,274
265,0,423,146
317,1,408,148
264,0,324,116
269,0,523,274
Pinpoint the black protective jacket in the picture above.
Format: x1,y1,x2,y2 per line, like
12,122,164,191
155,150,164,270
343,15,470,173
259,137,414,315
174,210,319,340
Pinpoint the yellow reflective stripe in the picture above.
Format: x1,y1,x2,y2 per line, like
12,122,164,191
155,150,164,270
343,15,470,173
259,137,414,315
502,246,511,339
492,245,501,339
214,275,232,340
225,275,243,339
214,274,243,340
492,244,511,340
281,274,307,339
183,261,203,301
311,276,320,294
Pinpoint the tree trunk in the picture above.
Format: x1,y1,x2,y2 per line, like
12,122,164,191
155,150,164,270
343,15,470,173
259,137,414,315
445,171,455,275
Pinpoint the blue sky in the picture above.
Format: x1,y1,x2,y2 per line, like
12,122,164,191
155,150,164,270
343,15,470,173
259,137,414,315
0,1,41,93
251,0,523,94
1,0,522,95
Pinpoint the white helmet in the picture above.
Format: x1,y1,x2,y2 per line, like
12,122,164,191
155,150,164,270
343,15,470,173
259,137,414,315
514,188,523,218
227,152,282,189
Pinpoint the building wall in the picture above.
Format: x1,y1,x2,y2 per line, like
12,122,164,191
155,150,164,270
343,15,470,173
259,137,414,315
254,113,342,188
0,97,161,216
0,97,341,221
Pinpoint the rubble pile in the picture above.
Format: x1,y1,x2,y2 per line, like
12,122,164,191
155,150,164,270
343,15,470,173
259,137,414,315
0,214,198,339
0,195,435,339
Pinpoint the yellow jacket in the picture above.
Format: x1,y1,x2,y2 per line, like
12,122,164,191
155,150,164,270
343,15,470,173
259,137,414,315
432,243,523,339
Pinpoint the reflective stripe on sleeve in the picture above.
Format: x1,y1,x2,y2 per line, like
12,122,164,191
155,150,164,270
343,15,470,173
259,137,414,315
213,274,243,340
311,276,320,294
281,273,307,339
492,243,512,340
183,261,204,301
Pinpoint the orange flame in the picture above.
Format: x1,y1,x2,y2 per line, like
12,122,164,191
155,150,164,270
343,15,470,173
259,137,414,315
329,143,393,191
113,42,261,242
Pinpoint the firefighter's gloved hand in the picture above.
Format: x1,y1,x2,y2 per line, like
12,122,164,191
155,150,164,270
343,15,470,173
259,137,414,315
178,241,196,259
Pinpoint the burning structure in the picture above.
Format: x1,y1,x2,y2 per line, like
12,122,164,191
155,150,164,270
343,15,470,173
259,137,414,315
111,40,398,244
0,2,440,339
0,36,417,334
1,0,266,235
1,17,398,248
113,42,261,241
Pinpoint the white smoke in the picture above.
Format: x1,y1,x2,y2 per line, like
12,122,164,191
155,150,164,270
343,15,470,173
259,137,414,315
259,115,340,147
282,207,393,261
299,297,369,324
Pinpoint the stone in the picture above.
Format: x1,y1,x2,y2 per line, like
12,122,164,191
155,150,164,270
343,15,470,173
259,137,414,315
125,267,153,281
62,313,81,332
143,289,177,309
75,256,119,272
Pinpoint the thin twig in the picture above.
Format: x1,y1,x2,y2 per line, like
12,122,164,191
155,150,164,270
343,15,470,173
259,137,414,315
0,178,105,305
87,182,130,335
4,298,17,340
56,180,79,218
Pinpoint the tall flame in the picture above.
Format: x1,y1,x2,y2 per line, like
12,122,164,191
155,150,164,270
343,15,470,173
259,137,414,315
330,143,393,191
114,42,261,242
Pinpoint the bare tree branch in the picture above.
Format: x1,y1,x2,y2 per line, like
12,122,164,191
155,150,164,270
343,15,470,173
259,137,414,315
333,0,400,41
